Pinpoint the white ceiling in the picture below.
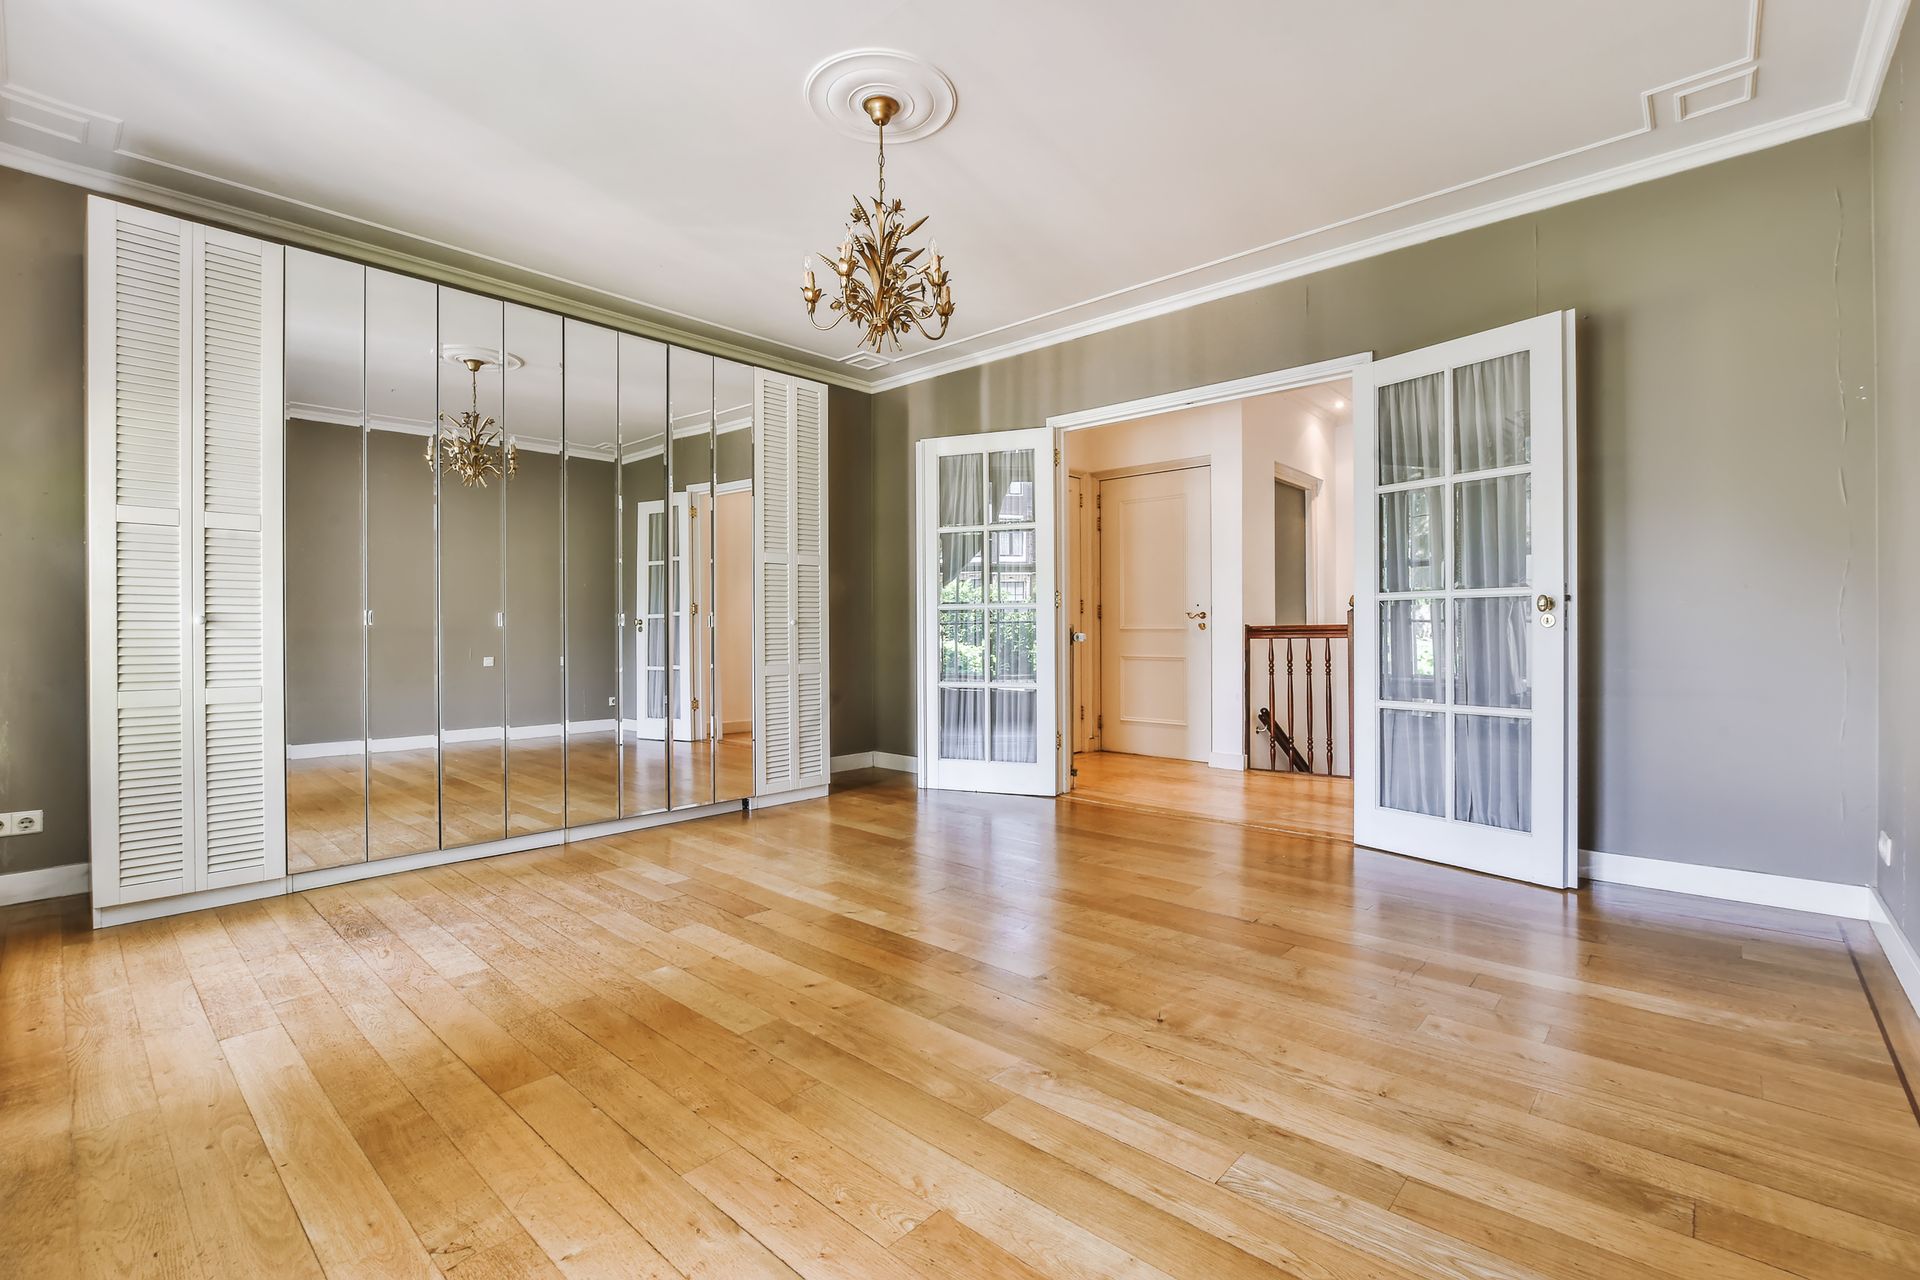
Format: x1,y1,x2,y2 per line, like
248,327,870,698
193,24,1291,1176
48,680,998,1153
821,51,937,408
0,0,1904,391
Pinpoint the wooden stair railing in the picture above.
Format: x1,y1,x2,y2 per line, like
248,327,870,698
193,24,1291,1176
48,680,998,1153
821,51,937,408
1245,612,1354,778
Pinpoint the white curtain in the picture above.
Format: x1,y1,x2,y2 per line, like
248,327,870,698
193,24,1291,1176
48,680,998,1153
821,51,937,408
1380,709,1443,816
990,689,1036,763
1453,597,1529,709
940,687,984,760
1456,715,1530,830
1453,353,1530,472
1378,373,1444,483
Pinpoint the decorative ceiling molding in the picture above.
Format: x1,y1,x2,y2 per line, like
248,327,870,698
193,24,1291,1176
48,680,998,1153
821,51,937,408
804,49,957,143
864,0,1910,393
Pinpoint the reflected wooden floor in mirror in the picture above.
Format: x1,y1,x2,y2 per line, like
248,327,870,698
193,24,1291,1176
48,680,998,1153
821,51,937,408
288,735,755,873
10,771,1918,1278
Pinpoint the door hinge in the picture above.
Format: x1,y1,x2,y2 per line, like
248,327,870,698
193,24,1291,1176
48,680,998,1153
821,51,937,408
1078,704,1085,721
1054,590,1062,608
691,697,700,711
1056,731,1062,749
1096,602,1103,620
1053,447,1060,465
1096,713,1104,731
1095,516,1101,532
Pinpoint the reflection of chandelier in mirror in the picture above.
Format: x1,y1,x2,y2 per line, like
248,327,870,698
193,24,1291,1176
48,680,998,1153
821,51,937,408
801,92,954,353
428,355,517,487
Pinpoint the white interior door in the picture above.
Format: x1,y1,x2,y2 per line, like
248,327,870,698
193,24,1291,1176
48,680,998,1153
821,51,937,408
1068,474,1096,755
1353,312,1577,888
1098,466,1211,762
917,429,1058,795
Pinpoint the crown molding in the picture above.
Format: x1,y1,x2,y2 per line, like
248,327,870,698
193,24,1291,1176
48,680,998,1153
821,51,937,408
0,138,871,393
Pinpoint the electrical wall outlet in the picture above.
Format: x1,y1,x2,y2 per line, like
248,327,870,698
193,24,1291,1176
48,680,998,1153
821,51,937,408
1880,831,1895,866
0,814,15,836
12,810,42,836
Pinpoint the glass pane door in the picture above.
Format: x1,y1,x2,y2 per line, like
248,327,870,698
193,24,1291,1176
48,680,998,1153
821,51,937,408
1354,313,1572,887
918,428,1058,796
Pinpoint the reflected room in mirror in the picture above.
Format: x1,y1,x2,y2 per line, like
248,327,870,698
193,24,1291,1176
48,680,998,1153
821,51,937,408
283,249,368,872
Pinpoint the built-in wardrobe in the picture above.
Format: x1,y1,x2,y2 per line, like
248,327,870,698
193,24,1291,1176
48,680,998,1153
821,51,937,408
85,197,829,926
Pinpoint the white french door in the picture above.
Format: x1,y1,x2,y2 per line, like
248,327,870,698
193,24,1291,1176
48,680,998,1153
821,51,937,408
634,500,668,741
1352,312,1577,888
917,429,1058,795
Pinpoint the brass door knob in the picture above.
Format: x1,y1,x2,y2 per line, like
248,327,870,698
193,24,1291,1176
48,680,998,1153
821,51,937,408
1535,594,1555,613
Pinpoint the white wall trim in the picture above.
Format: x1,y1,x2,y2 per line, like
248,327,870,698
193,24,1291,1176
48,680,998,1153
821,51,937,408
1209,751,1249,772
1582,850,1873,920
1047,355,1374,432
873,751,918,774
1868,890,1920,1023
0,862,89,906
286,720,622,758
831,752,874,772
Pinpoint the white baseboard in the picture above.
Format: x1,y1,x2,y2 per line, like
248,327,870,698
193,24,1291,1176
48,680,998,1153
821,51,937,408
0,862,89,906
1869,890,1920,1023
832,751,917,776
1208,751,1248,772
749,784,831,810
873,751,918,775
1582,850,1872,920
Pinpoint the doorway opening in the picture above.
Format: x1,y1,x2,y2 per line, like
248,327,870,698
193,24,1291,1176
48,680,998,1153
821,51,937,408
1060,370,1357,842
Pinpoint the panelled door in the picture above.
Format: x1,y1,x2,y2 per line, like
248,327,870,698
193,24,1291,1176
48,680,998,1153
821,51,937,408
1098,466,1211,762
1352,312,1577,888
917,429,1058,795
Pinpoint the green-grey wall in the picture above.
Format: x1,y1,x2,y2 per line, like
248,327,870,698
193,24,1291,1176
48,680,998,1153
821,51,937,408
869,126,1880,887
1875,20,1920,942
828,385,875,759
0,168,87,878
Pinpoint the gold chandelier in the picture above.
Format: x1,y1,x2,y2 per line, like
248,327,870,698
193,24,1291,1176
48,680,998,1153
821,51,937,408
427,356,517,487
801,94,954,352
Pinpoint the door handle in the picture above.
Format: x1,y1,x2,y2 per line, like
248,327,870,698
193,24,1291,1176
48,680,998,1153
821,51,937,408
1536,594,1557,629
1185,610,1207,620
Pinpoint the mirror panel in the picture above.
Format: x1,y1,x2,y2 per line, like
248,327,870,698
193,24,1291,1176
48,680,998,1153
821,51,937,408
619,333,670,816
283,249,367,871
563,320,621,826
436,287,508,847
713,358,755,804
365,268,441,858
669,347,714,808
505,305,565,836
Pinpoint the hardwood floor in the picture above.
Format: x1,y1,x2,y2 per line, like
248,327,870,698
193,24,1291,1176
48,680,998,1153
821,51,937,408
6,769,1919,1278
1069,750,1354,842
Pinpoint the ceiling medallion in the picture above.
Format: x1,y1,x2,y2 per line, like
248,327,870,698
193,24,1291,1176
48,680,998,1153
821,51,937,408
799,52,957,354
427,355,518,487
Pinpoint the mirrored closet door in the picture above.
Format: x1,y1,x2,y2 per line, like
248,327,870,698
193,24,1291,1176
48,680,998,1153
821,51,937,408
283,250,367,872
283,248,754,870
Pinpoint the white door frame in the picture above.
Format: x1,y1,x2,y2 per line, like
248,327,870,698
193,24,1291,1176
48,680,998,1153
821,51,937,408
1044,351,1374,792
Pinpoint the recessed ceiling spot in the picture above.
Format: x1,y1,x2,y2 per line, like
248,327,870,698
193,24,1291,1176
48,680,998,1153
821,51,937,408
805,49,956,143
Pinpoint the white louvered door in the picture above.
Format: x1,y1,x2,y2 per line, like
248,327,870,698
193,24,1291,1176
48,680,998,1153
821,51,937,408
87,198,285,910
753,369,830,797
192,228,285,889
